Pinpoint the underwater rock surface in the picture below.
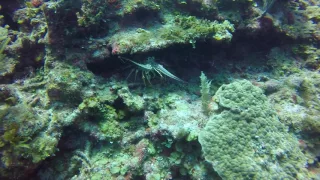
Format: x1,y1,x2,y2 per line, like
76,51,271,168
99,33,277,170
0,0,319,179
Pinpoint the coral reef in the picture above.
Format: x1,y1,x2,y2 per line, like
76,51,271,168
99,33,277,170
0,0,319,179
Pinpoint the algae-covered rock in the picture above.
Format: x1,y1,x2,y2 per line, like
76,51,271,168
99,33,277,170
109,15,235,54
117,86,145,112
0,27,17,82
0,27,9,61
46,62,94,105
145,91,208,141
199,80,309,179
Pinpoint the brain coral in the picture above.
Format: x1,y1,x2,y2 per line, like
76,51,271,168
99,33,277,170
199,80,309,179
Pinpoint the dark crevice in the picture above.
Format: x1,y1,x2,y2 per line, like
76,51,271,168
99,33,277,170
117,8,162,30
87,28,295,81
0,0,21,30
86,55,126,78
14,43,45,73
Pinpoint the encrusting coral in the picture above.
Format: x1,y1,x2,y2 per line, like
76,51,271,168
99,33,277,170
199,80,309,179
